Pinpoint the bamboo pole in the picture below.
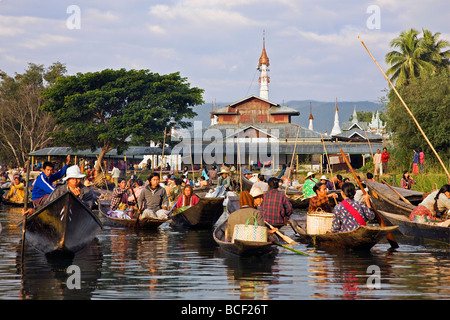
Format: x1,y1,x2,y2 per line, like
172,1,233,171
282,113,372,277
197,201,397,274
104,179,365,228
285,126,300,195
320,132,335,181
160,127,167,180
362,125,374,159
358,36,450,181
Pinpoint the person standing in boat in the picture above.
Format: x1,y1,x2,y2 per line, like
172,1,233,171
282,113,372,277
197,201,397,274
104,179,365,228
409,184,450,223
137,173,170,220
260,177,293,228
331,182,375,233
31,155,71,207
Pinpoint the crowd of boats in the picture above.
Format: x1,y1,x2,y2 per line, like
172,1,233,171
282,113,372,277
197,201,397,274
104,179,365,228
0,167,448,260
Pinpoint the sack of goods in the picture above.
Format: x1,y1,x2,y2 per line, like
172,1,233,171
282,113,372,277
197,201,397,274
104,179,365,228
232,216,267,243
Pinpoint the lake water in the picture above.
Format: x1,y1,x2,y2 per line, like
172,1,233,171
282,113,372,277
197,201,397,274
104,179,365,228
0,205,449,303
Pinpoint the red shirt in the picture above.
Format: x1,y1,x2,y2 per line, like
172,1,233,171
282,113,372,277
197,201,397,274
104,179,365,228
175,194,199,208
381,151,389,162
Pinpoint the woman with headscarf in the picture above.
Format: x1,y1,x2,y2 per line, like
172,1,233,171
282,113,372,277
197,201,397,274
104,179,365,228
175,184,199,209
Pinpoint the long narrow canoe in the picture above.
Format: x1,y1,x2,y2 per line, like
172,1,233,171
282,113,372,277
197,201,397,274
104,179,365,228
170,197,225,229
213,222,278,257
366,180,423,216
19,191,102,254
98,199,167,229
378,210,449,244
289,217,398,250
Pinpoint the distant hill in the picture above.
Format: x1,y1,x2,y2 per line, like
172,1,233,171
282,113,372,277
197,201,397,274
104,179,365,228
186,100,384,134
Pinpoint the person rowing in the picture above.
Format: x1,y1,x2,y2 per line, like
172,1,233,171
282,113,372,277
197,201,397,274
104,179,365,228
31,155,71,207
22,165,96,216
331,182,375,233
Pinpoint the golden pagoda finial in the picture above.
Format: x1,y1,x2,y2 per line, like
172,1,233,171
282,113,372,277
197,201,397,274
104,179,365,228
258,29,269,67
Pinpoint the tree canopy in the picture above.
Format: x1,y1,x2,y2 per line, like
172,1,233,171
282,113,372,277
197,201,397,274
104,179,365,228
0,62,66,166
385,28,450,87
386,68,450,166
42,68,204,177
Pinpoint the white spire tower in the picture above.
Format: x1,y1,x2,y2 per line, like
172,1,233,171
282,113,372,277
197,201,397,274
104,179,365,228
330,97,342,136
257,30,270,100
308,102,314,131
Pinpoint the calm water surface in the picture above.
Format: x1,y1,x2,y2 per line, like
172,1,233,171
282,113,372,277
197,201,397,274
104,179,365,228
0,205,449,300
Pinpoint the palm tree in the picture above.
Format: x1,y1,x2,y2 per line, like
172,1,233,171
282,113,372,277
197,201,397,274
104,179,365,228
420,29,450,69
385,28,435,87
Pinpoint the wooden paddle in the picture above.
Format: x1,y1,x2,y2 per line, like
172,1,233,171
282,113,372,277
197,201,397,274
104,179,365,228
339,149,399,249
265,221,298,245
381,180,412,205
273,242,308,256
21,159,31,265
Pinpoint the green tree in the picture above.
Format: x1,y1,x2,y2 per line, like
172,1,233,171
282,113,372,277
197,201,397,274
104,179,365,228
385,28,435,87
420,29,450,69
42,68,204,183
386,68,450,165
0,62,66,166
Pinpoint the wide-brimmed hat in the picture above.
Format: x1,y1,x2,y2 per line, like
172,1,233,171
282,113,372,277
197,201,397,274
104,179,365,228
306,172,315,178
319,175,328,180
218,169,230,174
250,187,264,198
63,165,86,181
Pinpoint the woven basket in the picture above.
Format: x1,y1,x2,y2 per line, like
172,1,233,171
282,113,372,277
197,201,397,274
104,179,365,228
306,209,333,234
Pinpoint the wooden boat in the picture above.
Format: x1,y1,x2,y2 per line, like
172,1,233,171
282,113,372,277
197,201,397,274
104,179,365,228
378,210,449,244
19,191,102,254
213,222,278,257
97,199,167,229
289,217,398,250
365,180,423,216
1,193,32,207
170,197,225,229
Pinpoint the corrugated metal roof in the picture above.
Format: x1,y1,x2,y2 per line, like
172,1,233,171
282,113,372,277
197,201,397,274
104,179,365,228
29,146,167,156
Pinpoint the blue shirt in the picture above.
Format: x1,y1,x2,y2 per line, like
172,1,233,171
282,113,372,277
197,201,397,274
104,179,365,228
31,165,69,200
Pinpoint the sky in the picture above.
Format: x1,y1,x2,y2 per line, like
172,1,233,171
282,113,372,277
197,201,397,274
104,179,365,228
0,0,449,107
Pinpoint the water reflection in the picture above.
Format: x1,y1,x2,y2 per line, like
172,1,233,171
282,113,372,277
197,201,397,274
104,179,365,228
0,205,448,300
17,239,103,300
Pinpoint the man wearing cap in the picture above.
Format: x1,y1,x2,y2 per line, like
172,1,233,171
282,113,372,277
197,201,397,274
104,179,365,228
31,155,71,207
